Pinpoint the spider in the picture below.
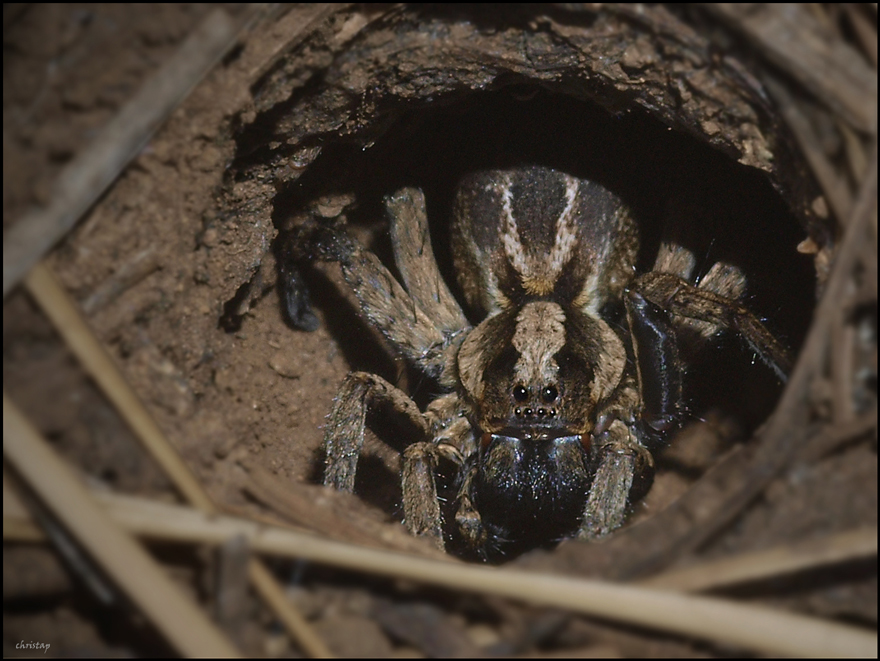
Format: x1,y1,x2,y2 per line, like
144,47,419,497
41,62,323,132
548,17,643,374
283,165,791,560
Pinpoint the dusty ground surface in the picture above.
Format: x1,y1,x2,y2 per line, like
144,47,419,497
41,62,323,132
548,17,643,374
4,4,876,657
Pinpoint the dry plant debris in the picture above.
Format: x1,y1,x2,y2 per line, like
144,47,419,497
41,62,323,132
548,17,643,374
3,4,876,658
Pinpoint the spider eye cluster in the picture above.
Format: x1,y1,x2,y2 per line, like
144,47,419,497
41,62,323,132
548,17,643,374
511,384,559,420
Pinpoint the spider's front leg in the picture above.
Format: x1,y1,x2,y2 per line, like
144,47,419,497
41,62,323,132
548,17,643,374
580,285,687,539
289,188,470,550
623,245,790,449
322,372,428,490
632,271,792,381
579,381,658,539
288,188,468,377
323,371,448,548
580,263,793,540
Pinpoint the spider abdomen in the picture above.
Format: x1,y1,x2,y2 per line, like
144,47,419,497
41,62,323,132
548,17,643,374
451,166,638,316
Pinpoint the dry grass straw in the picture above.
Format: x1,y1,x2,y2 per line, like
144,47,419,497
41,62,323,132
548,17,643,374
637,527,877,593
4,485,876,657
24,263,214,511
7,486,876,598
3,395,240,657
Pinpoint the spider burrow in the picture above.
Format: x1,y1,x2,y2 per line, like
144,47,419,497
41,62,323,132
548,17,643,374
284,165,791,561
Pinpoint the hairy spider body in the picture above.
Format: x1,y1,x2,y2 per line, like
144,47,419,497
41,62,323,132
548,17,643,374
287,165,790,560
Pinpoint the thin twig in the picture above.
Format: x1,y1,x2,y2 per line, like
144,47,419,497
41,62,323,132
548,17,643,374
24,263,214,510
830,310,857,423
637,528,877,593
799,406,878,464
81,247,162,314
843,3,878,67
839,120,871,184
3,394,241,657
763,74,853,222
703,4,877,133
239,460,449,558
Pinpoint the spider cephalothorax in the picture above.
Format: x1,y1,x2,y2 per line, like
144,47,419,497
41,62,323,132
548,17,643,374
285,165,790,560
